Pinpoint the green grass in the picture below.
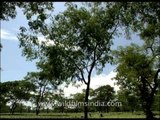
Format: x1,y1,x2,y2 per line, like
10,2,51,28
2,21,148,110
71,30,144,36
0,112,159,118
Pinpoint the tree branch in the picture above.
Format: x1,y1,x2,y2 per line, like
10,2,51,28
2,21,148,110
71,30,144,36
85,61,90,74
67,55,88,85
144,78,153,90
146,39,155,56
89,44,97,76
80,70,87,85
96,20,119,62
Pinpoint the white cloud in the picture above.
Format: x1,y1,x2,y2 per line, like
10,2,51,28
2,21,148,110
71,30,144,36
1,29,18,41
38,36,55,46
62,71,119,97
0,29,55,46
90,71,119,91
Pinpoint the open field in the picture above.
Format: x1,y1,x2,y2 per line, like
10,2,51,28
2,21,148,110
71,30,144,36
0,112,160,119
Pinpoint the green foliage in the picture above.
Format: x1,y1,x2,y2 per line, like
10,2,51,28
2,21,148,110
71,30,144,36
112,44,155,89
112,44,160,119
0,80,36,114
24,72,54,110
0,80,35,102
1,2,160,118
91,85,115,112
115,4,160,118
93,85,115,102
0,2,17,21
0,2,54,54
116,88,141,112
0,2,54,21
17,3,123,118
71,92,85,102
118,2,160,60
18,2,121,83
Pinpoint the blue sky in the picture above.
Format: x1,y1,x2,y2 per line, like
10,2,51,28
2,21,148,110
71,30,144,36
1,2,143,91
1,2,66,82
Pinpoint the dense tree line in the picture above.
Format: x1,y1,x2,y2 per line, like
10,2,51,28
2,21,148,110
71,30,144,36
1,80,159,115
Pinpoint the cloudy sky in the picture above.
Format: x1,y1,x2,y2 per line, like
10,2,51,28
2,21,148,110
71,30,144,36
1,2,143,97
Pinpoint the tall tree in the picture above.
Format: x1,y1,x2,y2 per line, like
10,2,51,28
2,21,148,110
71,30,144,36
112,44,160,119
0,82,8,112
24,71,58,115
18,3,121,119
117,3,160,119
0,80,35,114
54,89,67,113
93,85,115,113
116,88,141,112
40,91,55,113
71,90,85,113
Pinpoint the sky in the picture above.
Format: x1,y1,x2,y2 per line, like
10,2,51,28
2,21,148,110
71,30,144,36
0,2,143,97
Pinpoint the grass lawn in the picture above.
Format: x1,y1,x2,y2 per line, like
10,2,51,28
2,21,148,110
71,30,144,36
0,112,159,119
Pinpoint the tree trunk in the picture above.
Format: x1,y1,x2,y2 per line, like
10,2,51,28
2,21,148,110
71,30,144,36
36,110,39,116
146,107,154,120
20,107,22,113
76,106,78,113
20,104,22,113
10,102,17,115
28,107,30,113
140,68,160,120
84,50,96,119
10,108,14,115
36,107,40,116
84,78,91,119
36,103,40,116
47,108,49,113
145,92,156,120
106,106,109,113
61,105,64,113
